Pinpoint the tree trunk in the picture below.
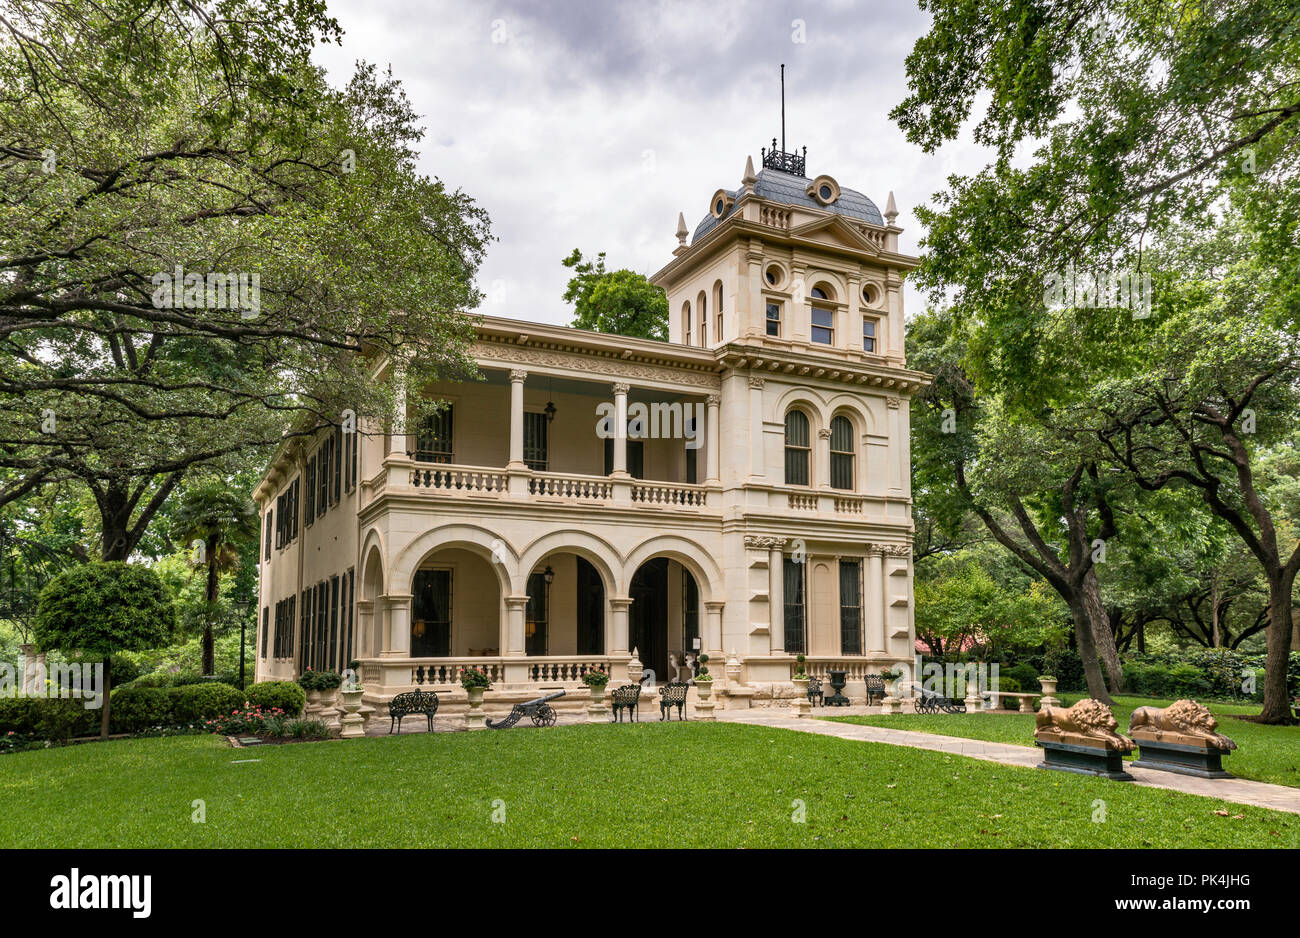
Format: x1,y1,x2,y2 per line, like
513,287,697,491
1069,598,1113,704
99,655,112,740
1259,570,1297,724
203,541,219,675
1136,619,1145,653
1082,569,1124,694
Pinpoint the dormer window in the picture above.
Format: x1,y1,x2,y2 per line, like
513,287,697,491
807,175,841,206
709,189,735,219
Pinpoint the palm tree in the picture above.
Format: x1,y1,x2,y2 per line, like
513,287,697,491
170,480,259,675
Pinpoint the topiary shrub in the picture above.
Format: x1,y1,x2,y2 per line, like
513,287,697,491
1167,662,1211,697
245,681,306,718
109,687,172,734
34,561,176,739
167,683,243,723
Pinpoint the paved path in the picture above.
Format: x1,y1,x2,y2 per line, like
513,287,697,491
716,708,1300,815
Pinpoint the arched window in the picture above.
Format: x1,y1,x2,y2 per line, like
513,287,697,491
713,280,724,340
830,415,854,490
697,291,708,346
784,410,810,485
682,301,692,345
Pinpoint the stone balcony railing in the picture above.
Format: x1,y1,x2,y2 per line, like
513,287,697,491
361,459,716,513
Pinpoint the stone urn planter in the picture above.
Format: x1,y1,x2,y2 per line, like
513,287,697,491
585,681,609,724
462,680,488,730
318,688,341,731
466,685,485,708
694,678,716,722
792,674,810,701
339,689,365,738
1038,676,1061,707
303,688,324,720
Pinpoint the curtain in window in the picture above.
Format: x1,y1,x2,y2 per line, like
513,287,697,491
830,415,854,490
839,560,862,655
783,557,806,654
784,411,810,485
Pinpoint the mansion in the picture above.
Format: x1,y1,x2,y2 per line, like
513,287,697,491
252,145,929,712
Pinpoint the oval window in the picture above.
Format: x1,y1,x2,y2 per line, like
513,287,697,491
819,185,832,200
715,198,725,215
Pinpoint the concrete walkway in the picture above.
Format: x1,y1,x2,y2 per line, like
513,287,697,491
716,708,1300,815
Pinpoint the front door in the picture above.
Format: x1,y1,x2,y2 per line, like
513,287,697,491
629,557,669,684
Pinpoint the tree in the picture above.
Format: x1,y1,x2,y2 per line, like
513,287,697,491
909,307,1126,702
562,249,668,340
0,1,491,559
896,1,1300,721
169,480,258,675
34,561,176,739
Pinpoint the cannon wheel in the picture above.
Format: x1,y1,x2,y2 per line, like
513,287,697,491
531,704,557,728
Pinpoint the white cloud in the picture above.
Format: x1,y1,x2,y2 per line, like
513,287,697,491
313,0,992,327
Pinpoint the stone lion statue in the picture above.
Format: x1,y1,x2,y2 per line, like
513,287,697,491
1035,699,1134,752
1128,699,1237,750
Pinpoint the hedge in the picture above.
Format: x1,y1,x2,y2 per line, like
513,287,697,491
925,649,1300,702
245,681,306,717
1,682,246,738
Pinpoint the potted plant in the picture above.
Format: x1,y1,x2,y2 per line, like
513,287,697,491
460,667,492,708
1037,674,1058,697
879,666,902,698
582,666,610,703
793,653,807,678
695,655,714,699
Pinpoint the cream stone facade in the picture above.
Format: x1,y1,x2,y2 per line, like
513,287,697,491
252,148,929,714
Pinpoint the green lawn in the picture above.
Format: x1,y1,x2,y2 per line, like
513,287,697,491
0,722,1296,848
825,695,1300,789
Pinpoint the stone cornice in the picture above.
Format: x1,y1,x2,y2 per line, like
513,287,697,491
720,343,930,394
472,334,721,391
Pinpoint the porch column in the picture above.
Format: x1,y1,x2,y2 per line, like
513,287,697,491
610,597,632,656
383,593,412,658
387,370,408,459
508,369,527,468
505,595,528,656
768,541,785,654
355,600,374,658
611,382,629,475
705,394,721,484
865,549,886,653
704,601,725,657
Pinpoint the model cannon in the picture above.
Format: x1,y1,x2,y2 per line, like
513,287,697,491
486,690,566,729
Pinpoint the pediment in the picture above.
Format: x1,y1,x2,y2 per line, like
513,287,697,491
788,214,882,254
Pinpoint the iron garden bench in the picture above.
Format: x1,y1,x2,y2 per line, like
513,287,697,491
387,688,439,734
659,682,689,721
864,674,886,706
806,677,824,707
610,684,641,723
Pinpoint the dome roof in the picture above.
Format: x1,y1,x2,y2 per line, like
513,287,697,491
692,168,883,244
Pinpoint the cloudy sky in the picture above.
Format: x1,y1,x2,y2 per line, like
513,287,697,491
312,0,989,326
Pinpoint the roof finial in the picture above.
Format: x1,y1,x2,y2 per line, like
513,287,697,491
884,191,899,225
780,63,786,153
742,155,756,194
674,212,689,255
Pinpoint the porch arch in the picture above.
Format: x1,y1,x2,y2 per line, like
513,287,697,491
516,528,622,597
623,534,722,602
392,523,517,597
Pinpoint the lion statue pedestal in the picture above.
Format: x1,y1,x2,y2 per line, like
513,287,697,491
1128,700,1238,779
1033,699,1135,781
